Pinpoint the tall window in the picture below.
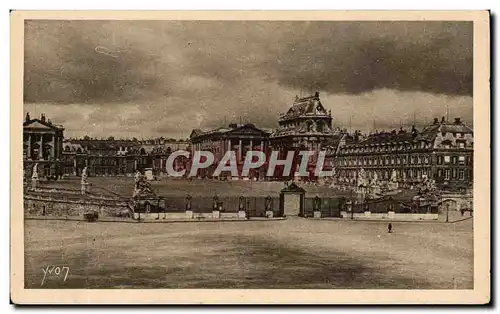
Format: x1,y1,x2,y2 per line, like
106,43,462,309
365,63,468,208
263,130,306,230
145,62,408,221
438,169,443,177
459,169,465,180
437,155,443,165
452,156,458,165
444,156,450,164
444,169,450,180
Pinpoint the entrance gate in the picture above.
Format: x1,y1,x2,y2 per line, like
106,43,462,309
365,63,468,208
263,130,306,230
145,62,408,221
279,182,306,217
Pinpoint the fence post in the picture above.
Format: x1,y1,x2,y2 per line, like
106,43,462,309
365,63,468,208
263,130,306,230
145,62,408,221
238,196,247,219
313,196,322,218
265,195,273,218
185,194,193,219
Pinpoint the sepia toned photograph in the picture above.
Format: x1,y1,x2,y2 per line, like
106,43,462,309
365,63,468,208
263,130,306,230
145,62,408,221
10,11,490,304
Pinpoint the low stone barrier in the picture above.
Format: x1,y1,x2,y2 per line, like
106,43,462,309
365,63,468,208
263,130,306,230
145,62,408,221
339,211,438,221
24,190,130,218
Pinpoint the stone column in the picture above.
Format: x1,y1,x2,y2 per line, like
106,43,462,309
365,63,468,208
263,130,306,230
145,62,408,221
227,139,231,152
27,134,32,160
249,139,253,152
238,139,242,161
260,141,264,152
73,157,77,176
38,135,44,161
51,134,55,160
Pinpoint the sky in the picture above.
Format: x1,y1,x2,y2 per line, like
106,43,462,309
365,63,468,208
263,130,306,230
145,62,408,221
23,20,473,139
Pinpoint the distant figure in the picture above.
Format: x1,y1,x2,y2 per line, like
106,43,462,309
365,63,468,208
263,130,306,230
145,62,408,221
388,223,393,233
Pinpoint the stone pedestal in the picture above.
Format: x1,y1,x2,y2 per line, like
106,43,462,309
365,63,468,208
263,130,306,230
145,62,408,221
31,178,39,189
81,182,90,195
238,210,246,219
212,210,220,219
265,210,274,218
313,211,322,218
185,210,194,219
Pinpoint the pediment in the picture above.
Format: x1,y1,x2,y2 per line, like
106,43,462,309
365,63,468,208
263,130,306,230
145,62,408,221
228,125,269,136
24,119,59,131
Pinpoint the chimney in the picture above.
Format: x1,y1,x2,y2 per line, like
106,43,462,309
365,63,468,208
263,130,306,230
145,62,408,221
25,112,30,122
314,91,320,98
228,123,237,129
454,118,461,124
433,118,439,125
441,116,445,123
41,113,46,123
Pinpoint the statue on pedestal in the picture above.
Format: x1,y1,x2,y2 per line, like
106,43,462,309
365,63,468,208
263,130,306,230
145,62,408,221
81,166,89,194
81,166,88,184
368,172,381,198
133,172,156,199
31,163,39,188
357,168,366,187
387,169,399,191
31,163,39,180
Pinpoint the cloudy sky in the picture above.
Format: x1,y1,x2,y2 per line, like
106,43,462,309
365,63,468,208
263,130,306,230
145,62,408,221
23,20,473,139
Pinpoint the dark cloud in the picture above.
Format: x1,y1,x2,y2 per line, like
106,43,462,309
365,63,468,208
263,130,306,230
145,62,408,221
24,20,169,104
23,20,473,138
275,21,473,96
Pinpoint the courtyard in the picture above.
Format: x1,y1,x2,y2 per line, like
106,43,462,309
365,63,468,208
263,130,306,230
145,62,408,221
41,176,352,198
24,217,473,289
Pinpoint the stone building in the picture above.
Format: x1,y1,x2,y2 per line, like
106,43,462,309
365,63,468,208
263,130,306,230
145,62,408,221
23,113,64,178
61,138,190,177
189,123,270,179
270,92,340,180
333,117,473,190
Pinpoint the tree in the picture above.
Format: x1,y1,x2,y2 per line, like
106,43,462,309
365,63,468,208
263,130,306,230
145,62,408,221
107,136,115,141
83,135,91,141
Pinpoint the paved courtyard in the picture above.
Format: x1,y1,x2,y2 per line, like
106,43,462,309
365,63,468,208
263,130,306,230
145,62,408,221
42,176,352,197
24,217,473,289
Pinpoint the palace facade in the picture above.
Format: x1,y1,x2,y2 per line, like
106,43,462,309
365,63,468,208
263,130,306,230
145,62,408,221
60,138,190,177
189,123,270,179
332,117,473,190
23,92,474,191
269,92,342,180
23,113,65,178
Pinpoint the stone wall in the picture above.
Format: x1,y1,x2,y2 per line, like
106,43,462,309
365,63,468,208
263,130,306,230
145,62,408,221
24,194,131,217
339,211,438,220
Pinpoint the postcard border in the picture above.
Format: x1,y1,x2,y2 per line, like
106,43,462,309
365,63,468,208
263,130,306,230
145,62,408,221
10,10,491,305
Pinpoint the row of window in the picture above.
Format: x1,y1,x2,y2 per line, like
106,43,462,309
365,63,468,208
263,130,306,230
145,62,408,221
339,168,433,180
437,169,468,180
338,168,469,181
436,155,469,165
338,155,431,167
341,141,431,154
337,154,470,167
